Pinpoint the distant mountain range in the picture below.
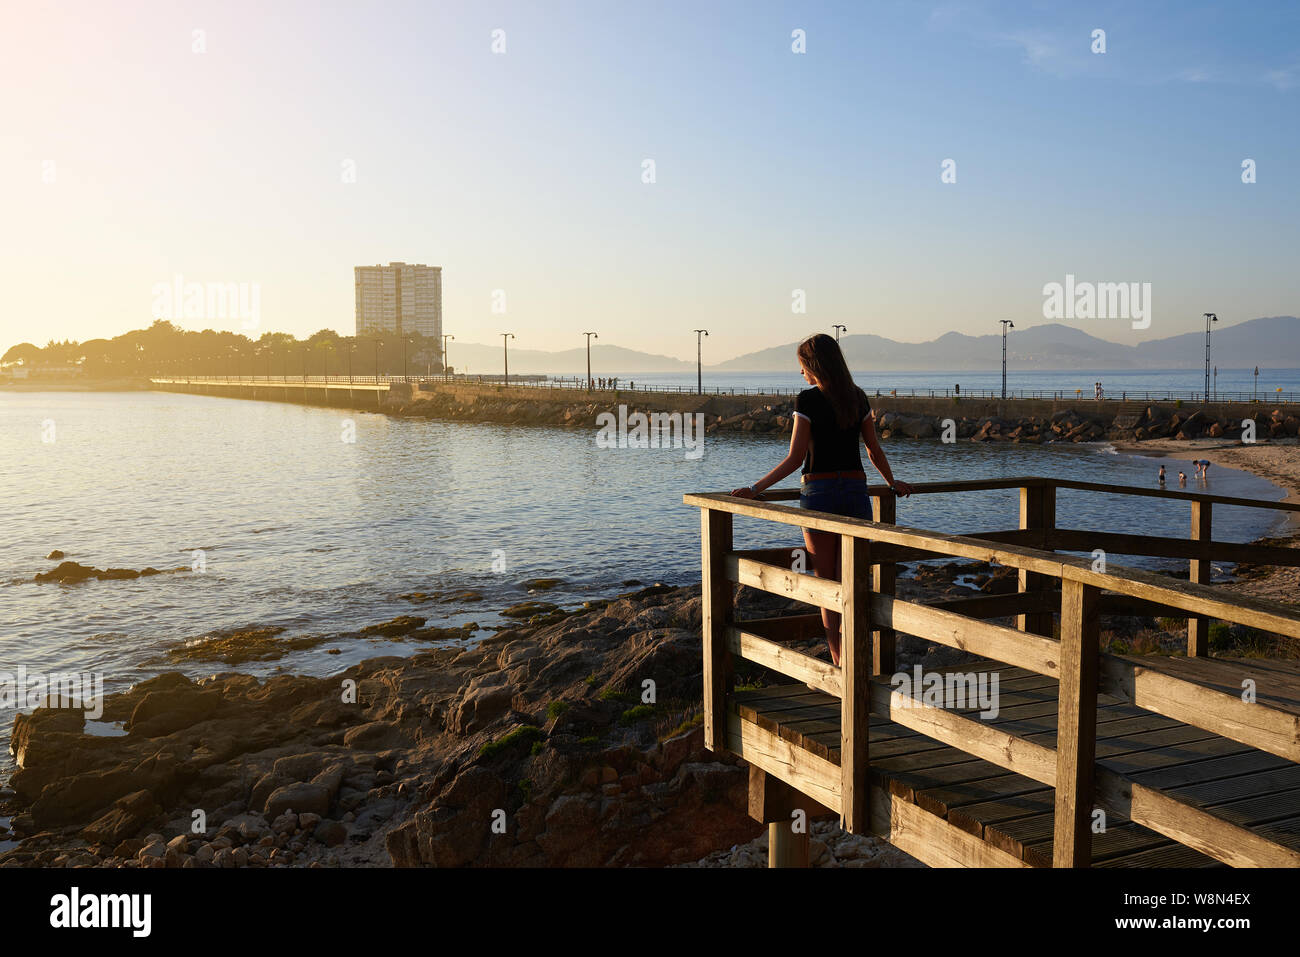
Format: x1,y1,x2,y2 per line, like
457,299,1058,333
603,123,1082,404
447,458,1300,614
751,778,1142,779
713,316,1300,372
446,343,693,376
446,316,1300,374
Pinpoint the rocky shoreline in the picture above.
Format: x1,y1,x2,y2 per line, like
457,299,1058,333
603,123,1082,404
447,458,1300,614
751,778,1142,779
10,536,1294,869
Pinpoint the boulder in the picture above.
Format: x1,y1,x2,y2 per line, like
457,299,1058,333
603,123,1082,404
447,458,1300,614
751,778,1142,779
264,782,331,819
80,790,160,845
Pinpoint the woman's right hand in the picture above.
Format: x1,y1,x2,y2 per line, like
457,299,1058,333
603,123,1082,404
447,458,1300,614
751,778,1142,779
730,486,756,498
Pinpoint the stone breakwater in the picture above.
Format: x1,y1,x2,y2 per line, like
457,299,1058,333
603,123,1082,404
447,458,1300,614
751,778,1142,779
385,386,1300,444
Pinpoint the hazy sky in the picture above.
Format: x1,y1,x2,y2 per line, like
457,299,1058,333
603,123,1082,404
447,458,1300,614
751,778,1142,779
3,0,1297,362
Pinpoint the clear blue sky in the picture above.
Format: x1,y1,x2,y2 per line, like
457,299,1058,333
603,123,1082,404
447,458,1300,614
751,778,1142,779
2,0,1297,360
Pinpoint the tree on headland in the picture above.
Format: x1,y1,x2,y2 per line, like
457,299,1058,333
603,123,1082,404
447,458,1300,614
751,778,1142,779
2,322,444,378
2,342,42,367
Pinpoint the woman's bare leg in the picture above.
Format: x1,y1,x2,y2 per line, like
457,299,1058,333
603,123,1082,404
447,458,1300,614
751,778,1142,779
803,528,842,666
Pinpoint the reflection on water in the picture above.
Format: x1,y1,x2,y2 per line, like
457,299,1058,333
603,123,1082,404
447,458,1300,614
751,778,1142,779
0,390,1288,759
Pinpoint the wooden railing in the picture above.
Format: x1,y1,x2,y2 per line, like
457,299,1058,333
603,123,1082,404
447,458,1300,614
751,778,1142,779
685,476,1300,867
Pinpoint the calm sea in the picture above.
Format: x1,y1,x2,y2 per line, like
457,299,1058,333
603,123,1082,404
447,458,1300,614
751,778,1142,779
0,389,1291,777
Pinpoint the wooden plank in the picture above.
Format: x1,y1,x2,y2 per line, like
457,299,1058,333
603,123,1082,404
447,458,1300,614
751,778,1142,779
1053,578,1100,867
726,626,842,697
1047,476,1300,514
1189,501,1212,657
701,508,733,752
1026,819,1169,868
872,493,897,676
927,591,1056,620
1094,767,1300,867
1047,528,1300,568
748,764,834,824
1139,655,1300,713
725,711,841,813
872,596,1062,678
869,783,1032,868
724,554,843,611
1098,654,1300,762
868,677,1059,786
840,535,872,834
1094,842,1223,868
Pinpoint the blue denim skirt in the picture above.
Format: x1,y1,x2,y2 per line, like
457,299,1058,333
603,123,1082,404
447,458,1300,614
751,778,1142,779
799,477,873,520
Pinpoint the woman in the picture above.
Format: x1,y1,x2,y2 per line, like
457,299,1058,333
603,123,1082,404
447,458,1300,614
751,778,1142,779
731,334,913,667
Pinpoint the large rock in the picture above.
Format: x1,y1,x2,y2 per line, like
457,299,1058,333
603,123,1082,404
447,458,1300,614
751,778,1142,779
81,790,160,845
264,782,331,819
127,683,221,737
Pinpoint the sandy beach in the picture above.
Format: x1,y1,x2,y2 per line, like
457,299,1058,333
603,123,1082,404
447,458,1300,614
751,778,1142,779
1112,437,1300,606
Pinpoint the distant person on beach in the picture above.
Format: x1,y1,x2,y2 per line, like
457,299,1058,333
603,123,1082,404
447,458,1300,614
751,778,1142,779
730,333,913,668
1194,459,1211,479
1158,465,1166,485
1179,471,1187,487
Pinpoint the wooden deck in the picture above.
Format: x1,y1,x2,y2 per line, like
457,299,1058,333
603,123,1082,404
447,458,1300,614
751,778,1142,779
730,657,1300,868
687,476,1300,867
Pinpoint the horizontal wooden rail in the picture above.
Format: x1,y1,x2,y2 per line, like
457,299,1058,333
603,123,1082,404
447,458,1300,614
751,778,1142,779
685,492,1300,641
871,596,1062,678
723,554,843,610
1049,528,1300,567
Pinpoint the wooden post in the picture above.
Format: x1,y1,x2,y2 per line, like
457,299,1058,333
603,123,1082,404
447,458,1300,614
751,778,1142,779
1017,483,1056,636
769,821,810,868
840,535,872,834
1053,578,1100,867
1188,500,1213,657
701,507,734,753
749,765,832,868
871,493,896,676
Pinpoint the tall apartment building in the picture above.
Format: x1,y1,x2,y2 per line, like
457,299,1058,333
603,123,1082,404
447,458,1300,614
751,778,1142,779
354,262,442,339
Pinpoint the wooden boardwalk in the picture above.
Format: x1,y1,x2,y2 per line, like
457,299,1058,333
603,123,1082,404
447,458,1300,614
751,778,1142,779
731,657,1300,867
686,476,1300,867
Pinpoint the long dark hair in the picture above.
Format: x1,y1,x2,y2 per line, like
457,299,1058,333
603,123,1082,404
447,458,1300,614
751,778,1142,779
797,333,864,429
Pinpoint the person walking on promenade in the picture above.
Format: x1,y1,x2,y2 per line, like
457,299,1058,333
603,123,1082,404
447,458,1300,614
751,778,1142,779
730,333,913,667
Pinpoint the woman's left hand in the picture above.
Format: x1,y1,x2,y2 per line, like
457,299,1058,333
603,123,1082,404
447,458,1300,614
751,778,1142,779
730,486,756,498
891,480,915,497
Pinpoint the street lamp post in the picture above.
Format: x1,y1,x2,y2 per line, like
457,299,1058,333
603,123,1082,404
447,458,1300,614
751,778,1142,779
583,332,598,390
441,334,454,377
373,337,383,381
693,329,709,395
832,324,846,341
501,333,515,385
999,320,1015,399
1203,313,1218,405
402,335,413,381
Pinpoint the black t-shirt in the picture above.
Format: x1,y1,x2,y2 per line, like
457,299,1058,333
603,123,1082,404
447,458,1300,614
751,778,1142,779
794,386,870,474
